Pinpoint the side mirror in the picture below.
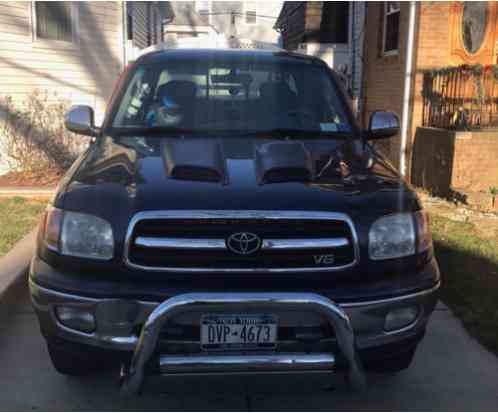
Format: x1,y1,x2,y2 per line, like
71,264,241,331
65,105,100,137
366,111,400,140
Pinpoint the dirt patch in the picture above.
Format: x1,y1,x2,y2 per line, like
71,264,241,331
418,190,498,244
0,170,61,188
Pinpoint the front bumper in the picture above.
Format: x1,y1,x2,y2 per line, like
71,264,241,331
119,292,366,395
30,276,439,352
30,271,439,393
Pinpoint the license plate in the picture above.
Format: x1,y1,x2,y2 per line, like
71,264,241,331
201,314,278,351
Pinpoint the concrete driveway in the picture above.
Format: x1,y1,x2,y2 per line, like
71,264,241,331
1,280,498,411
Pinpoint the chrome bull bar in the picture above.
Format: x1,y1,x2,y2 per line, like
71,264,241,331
120,292,366,396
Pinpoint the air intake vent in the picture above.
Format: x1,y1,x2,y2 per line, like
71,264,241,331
162,139,226,183
256,142,313,184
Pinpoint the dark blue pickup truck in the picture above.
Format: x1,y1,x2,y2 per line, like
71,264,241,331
29,48,439,395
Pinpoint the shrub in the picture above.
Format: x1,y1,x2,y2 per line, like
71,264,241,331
0,90,89,177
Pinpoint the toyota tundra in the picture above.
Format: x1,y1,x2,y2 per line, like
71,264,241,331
29,49,440,395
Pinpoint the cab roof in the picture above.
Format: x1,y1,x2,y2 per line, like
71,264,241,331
135,48,328,67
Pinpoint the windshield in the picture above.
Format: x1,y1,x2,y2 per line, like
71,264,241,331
111,57,353,136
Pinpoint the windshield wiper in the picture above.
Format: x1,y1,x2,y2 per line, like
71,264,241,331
237,128,352,139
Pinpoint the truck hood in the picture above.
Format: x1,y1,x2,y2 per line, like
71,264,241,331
58,136,420,223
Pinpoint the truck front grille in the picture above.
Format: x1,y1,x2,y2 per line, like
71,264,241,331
124,210,359,273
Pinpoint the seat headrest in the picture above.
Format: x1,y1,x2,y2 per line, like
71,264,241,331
156,80,198,105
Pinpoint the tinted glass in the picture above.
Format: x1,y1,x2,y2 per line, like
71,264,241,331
112,58,352,134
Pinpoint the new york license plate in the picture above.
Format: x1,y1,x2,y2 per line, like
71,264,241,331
200,314,278,351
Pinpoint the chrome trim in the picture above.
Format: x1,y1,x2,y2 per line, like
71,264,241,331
30,277,440,311
262,237,349,250
120,292,366,396
158,353,335,374
134,236,350,251
123,210,360,273
135,237,226,250
339,281,440,308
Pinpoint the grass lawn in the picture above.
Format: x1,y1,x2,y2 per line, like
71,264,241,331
431,214,498,355
0,197,46,258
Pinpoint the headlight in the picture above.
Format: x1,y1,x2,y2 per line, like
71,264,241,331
42,207,114,260
369,213,415,260
61,211,114,259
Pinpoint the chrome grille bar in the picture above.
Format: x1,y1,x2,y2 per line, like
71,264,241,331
135,236,350,251
124,210,360,273
158,353,336,374
135,237,226,250
262,237,349,250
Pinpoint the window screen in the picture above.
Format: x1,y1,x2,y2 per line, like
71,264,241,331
383,2,400,54
35,1,73,42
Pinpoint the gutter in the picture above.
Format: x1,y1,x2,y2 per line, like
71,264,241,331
400,1,417,178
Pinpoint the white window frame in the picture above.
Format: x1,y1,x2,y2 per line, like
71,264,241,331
382,1,400,56
31,1,79,49
244,1,257,25
195,1,211,25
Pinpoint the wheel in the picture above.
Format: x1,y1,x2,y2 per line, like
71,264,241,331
366,348,416,373
47,341,104,376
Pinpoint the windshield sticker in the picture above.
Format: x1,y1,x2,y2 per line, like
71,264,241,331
320,123,339,132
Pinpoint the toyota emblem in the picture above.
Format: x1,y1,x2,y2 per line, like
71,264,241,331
226,232,262,255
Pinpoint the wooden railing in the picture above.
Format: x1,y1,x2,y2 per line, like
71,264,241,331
422,65,498,130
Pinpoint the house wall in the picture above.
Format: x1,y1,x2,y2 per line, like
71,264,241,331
209,1,283,45
362,2,453,170
362,1,410,169
412,128,498,194
0,1,125,123
277,2,350,50
276,2,306,50
129,2,165,50
362,1,498,184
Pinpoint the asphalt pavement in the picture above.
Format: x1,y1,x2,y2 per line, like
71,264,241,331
1,280,497,411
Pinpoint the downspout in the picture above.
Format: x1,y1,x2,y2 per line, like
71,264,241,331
121,2,127,68
399,1,417,178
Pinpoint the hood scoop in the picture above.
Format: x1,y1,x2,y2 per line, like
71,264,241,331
256,141,314,185
162,139,226,183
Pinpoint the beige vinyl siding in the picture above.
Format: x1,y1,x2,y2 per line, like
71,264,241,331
0,1,124,123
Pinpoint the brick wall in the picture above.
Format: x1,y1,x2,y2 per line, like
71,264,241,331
412,127,498,194
410,3,452,175
363,2,497,194
362,2,409,168
362,3,455,171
